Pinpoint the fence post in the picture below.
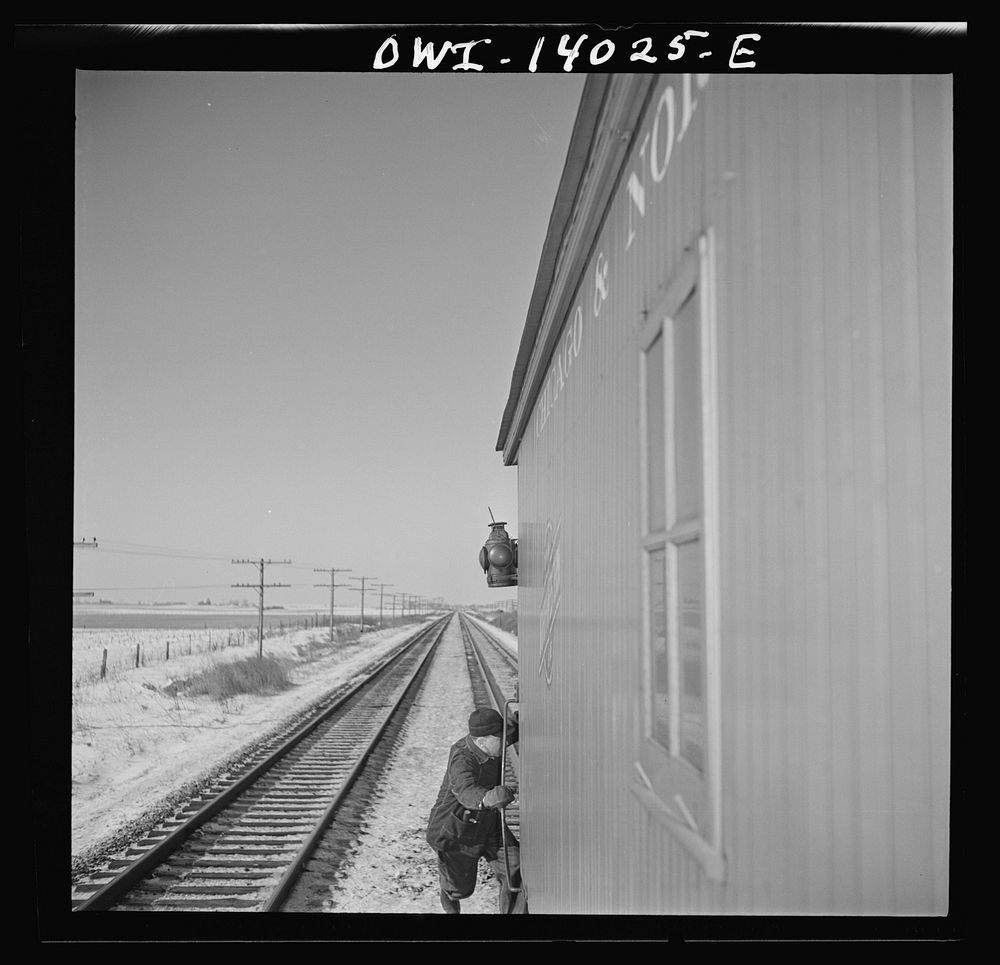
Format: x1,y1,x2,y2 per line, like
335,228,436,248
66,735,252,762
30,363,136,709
135,643,141,668
101,649,108,680
166,640,170,661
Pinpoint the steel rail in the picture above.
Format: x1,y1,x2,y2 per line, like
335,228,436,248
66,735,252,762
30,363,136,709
458,612,516,714
74,615,450,912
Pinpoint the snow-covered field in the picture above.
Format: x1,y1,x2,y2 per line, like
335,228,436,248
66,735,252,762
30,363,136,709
73,626,255,684
72,604,381,684
70,607,519,916
72,620,426,858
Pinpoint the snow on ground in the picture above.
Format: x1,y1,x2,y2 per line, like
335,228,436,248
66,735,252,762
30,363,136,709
71,620,434,859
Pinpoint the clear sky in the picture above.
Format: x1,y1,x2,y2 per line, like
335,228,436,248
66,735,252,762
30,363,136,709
73,69,585,609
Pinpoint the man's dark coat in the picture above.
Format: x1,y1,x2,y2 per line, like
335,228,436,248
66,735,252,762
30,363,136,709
425,729,517,855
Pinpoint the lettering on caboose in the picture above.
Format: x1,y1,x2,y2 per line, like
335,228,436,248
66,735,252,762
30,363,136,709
533,73,710,444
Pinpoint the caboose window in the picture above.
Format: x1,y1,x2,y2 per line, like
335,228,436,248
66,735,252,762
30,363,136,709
646,333,667,533
649,546,670,748
677,537,705,772
635,230,723,879
643,288,705,771
673,291,706,774
673,296,703,523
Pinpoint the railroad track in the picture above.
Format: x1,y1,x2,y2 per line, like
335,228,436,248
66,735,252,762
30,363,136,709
457,611,519,713
456,611,520,841
72,614,451,912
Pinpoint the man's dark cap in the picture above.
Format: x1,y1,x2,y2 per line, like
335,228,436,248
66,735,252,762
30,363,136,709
469,708,504,737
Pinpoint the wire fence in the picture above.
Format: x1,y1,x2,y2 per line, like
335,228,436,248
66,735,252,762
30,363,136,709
71,614,384,687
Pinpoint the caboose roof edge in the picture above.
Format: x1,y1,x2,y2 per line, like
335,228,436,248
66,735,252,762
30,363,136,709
495,74,654,466
495,75,610,465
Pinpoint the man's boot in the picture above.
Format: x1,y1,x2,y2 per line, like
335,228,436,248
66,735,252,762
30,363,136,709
440,890,461,914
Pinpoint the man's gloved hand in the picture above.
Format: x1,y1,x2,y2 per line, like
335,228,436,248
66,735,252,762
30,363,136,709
482,785,516,809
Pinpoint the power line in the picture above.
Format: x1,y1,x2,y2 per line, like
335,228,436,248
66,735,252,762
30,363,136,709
73,584,238,592
75,537,446,608
89,548,238,561
94,539,220,551
88,539,236,561
76,537,349,577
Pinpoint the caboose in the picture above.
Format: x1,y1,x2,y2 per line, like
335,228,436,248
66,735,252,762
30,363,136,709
496,73,951,915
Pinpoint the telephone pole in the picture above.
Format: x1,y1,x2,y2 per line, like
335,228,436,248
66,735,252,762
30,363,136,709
375,582,394,628
73,538,99,599
232,558,292,657
349,575,377,636
314,567,352,642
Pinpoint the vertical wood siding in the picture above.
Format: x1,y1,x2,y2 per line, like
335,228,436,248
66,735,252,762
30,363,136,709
513,74,951,915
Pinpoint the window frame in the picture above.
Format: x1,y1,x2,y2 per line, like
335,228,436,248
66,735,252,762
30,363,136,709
633,230,725,882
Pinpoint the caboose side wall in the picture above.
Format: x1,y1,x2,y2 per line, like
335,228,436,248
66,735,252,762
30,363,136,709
509,74,951,915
